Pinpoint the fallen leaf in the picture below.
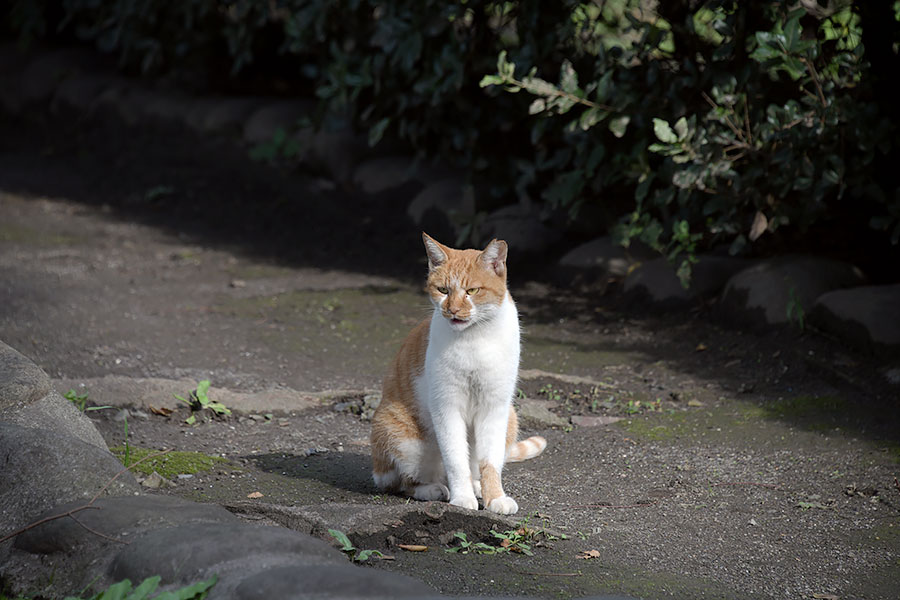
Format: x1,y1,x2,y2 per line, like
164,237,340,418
687,399,704,408
695,342,708,352
247,491,264,499
577,549,601,560
500,538,511,548
812,594,839,600
397,544,428,552
149,405,173,416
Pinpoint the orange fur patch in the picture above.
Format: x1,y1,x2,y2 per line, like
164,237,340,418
479,461,503,507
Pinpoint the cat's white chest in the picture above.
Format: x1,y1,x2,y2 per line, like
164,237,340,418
423,294,520,407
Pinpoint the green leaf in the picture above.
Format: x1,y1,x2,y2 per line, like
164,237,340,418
95,579,132,600
528,98,546,115
609,115,630,138
559,60,578,94
368,117,390,147
356,549,384,562
196,380,210,402
328,529,355,552
479,74,504,87
127,576,161,600
652,118,677,143
154,575,218,600
673,116,689,141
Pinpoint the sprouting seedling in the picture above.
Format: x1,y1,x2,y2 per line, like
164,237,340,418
64,389,112,413
328,529,384,563
174,380,231,425
445,531,499,555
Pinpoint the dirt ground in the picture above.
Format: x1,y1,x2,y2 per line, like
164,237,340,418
1,110,899,600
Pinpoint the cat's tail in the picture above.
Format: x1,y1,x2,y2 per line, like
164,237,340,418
505,436,547,463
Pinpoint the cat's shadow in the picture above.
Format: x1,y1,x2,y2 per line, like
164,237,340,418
245,450,381,498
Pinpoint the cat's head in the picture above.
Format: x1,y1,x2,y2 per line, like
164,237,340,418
422,232,509,331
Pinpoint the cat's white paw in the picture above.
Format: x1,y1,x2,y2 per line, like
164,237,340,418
472,480,482,498
413,483,450,501
486,495,518,515
449,494,479,510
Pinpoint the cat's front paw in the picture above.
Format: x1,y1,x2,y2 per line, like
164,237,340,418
449,494,479,510
486,495,518,515
472,479,482,498
412,483,450,502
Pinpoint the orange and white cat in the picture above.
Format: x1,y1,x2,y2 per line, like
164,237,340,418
371,233,546,515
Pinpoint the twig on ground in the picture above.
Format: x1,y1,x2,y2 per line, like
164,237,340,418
566,501,659,509
711,482,781,490
67,513,129,545
513,570,582,577
0,449,171,545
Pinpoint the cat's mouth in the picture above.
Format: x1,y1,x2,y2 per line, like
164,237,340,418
448,317,470,328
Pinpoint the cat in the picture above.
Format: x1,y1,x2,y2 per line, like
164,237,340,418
370,232,546,515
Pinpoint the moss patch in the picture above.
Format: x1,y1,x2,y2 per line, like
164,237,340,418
760,395,848,429
619,412,690,441
0,224,81,245
110,446,228,478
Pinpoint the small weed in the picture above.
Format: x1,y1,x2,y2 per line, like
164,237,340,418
174,380,231,425
446,519,560,556
538,384,564,403
122,415,131,468
64,389,112,413
248,127,301,163
624,397,663,414
786,286,806,331
445,531,499,555
489,529,534,555
143,185,175,203
328,529,384,563
63,574,217,600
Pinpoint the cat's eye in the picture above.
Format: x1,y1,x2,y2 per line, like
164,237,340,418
466,287,480,295
436,286,449,295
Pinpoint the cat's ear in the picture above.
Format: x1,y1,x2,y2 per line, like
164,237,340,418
422,232,448,272
481,239,508,277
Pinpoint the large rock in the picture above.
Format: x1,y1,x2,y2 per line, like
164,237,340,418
19,48,102,104
51,73,117,113
15,495,238,554
559,236,647,280
0,423,139,539
2,389,108,449
309,125,369,182
243,100,315,146
233,564,438,599
0,341,51,408
189,97,262,134
407,178,475,242
3,496,238,598
352,155,420,194
718,256,865,326
1,341,107,449
481,202,561,255
108,522,345,593
810,284,900,354
624,255,752,308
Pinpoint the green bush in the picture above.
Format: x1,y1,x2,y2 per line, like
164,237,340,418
6,1,899,276
480,1,900,281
